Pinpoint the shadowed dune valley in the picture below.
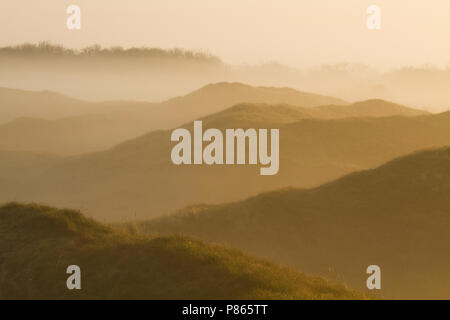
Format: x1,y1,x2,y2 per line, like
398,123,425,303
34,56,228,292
1,0,450,307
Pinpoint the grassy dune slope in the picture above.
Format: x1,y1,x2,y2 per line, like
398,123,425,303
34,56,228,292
0,203,364,300
139,147,450,299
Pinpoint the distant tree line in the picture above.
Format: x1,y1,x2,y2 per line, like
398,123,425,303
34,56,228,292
0,41,222,64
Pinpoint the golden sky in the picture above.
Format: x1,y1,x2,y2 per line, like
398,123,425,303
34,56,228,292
1,0,449,68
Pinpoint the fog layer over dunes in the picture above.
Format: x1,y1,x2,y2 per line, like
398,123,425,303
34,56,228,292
1,43,449,112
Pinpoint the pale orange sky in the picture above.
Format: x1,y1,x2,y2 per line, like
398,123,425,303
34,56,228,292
1,0,449,68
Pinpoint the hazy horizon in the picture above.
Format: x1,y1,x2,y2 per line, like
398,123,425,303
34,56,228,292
1,0,449,69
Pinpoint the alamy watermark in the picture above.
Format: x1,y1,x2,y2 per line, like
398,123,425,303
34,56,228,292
366,5,382,30
170,121,279,175
66,4,382,31
66,5,81,30
66,265,81,290
366,265,381,290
